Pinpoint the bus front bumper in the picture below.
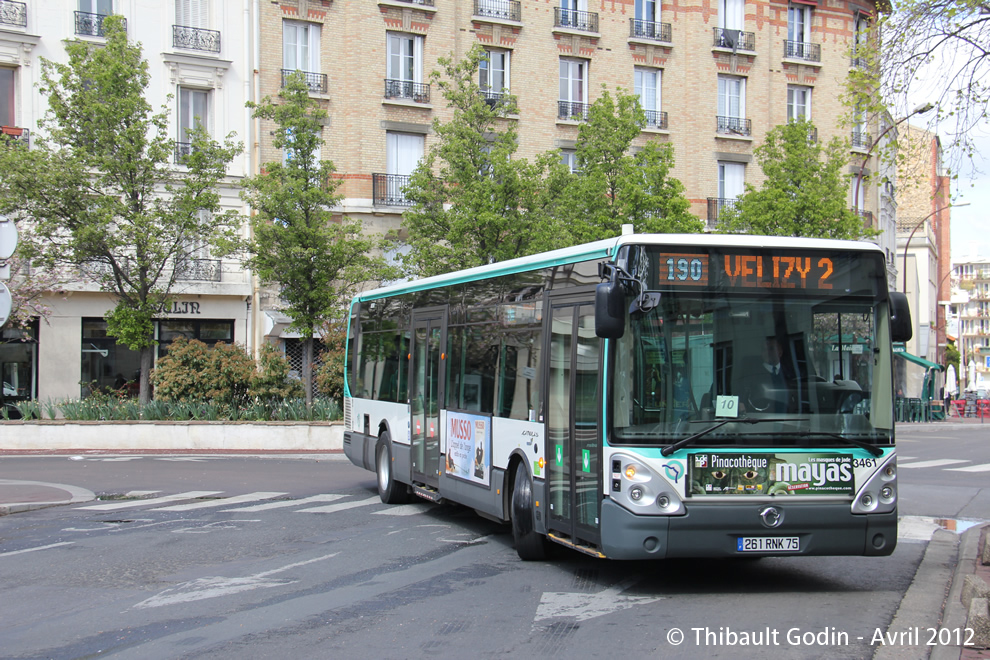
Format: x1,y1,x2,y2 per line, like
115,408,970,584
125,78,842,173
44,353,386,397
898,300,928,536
599,499,896,560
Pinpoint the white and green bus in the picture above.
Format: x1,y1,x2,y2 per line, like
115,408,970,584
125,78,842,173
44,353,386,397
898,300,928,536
343,232,912,560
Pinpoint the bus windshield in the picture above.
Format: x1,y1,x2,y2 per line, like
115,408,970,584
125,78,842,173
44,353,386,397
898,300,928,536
609,246,892,449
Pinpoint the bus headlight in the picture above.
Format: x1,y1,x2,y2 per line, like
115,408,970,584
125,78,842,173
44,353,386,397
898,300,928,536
851,453,897,515
609,453,685,516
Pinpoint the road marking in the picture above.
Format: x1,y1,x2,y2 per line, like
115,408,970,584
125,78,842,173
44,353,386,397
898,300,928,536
372,503,431,516
534,578,664,623
133,552,339,609
153,492,287,512
295,495,381,514
77,491,223,511
221,493,345,512
897,459,969,469
946,463,990,472
0,542,75,558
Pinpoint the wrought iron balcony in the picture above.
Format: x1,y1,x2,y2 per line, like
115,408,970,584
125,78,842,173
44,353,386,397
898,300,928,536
716,116,751,136
629,18,671,42
0,0,27,28
713,27,755,51
373,173,414,207
643,110,668,129
1,126,29,147
850,53,869,69
174,142,195,163
784,40,820,62
851,130,871,150
554,7,598,33
384,79,431,103
474,0,520,21
558,100,589,121
281,69,328,94
173,25,221,53
707,197,739,228
480,90,506,109
175,258,221,282
74,11,124,37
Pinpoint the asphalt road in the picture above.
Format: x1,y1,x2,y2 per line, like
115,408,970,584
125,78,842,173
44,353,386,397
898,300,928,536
0,426,986,660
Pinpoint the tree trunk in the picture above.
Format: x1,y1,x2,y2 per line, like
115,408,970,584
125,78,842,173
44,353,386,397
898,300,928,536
302,336,313,409
138,345,153,406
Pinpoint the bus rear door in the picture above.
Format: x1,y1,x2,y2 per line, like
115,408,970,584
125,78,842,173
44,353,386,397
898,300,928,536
410,307,446,488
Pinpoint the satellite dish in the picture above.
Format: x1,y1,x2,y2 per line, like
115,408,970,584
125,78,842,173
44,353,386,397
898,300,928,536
0,281,12,327
0,215,17,261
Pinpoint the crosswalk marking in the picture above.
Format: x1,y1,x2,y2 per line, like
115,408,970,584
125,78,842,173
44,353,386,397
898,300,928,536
221,494,346,513
373,503,432,516
154,492,288,512
897,459,969,469
945,463,990,472
296,496,382,514
78,491,224,511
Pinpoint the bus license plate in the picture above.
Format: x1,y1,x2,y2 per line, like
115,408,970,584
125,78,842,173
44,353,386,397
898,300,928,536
737,536,800,552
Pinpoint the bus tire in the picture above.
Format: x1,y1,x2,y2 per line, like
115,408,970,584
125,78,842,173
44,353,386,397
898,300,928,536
376,433,410,504
511,461,548,561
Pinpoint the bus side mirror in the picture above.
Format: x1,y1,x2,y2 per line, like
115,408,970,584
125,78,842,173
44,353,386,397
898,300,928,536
595,281,625,339
889,292,913,343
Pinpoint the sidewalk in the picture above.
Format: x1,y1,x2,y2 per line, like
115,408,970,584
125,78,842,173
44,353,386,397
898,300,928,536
0,478,95,515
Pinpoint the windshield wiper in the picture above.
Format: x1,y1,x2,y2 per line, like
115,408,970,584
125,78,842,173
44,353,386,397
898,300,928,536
790,431,884,458
660,417,799,456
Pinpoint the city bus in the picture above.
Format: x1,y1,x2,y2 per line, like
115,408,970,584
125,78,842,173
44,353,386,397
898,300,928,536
343,232,912,560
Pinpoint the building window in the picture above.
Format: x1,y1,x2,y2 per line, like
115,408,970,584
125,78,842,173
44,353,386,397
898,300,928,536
560,149,579,173
376,132,425,205
717,75,749,134
634,67,662,127
158,319,234,357
81,318,142,397
479,49,509,100
176,87,209,160
76,0,114,36
2,322,38,413
175,0,207,27
719,0,744,30
852,13,870,66
787,85,811,121
718,162,745,201
284,21,320,74
788,4,810,44
387,32,423,84
0,68,13,128
558,58,588,119
635,0,657,22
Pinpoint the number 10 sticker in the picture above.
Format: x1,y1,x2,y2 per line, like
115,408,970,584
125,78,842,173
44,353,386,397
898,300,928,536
715,395,739,418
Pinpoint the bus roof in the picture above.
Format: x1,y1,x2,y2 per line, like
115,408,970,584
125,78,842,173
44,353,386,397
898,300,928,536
353,233,884,302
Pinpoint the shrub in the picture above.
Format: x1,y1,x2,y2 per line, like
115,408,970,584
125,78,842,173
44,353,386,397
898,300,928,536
150,337,254,413
250,343,305,401
314,324,346,402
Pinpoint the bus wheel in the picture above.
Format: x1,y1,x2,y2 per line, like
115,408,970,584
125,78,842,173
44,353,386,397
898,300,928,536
376,433,410,504
511,461,548,561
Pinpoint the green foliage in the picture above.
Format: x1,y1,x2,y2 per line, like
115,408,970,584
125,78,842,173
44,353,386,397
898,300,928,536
402,44,571,277
150,337,255,412
242,72,396,403
945,340,961,372
720,119,867,239
564,87,701,242
104,302,158,351
0,15,242,404
251,343,305,401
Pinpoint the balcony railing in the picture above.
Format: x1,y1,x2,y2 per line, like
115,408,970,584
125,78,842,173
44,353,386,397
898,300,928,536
1,126,29,147
850,54,869,69
629,18,671,42
474,0,520,21
713,27,755,51
855,209,874,230
384,79,431,103
554,7,598,33
373,173,414,207
389,0,434,5
480,89,507,109
282,69,328,94
175,258,221,282
643,110,668,129
851,130,871,150
174,142,194,163
173,25,221,53
74,11,124,37
0,0,27,28
784,40,820,62
716,116,752,136
707,197,739,229
558,100,590,121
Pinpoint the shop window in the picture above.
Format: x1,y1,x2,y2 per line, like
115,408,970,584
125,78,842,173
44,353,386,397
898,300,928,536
81,318,142,396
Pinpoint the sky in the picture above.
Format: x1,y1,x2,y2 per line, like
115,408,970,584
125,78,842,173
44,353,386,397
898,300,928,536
946,126,990,263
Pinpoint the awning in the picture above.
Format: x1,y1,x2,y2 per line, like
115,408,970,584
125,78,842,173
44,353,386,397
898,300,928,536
893,344,943,370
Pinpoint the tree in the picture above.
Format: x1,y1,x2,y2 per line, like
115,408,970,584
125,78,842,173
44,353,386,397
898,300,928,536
401,44,571,277
564,87,701,243
241,72,396,406
720,119,867,239
872,0,990,167
0,16,242,405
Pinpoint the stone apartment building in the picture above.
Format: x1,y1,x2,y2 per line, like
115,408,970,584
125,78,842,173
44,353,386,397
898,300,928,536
0,0,889,405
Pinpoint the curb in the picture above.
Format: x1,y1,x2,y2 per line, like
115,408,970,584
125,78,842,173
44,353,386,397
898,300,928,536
931,523,990,660
0,478,96,516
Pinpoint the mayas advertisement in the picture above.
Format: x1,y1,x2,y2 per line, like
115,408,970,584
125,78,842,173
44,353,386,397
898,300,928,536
688,453,855,496
445,411,491,487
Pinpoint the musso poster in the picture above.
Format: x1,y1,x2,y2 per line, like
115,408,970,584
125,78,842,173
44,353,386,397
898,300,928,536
445,411,491,486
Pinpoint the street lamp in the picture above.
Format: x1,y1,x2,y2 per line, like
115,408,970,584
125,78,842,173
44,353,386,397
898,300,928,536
901,202,970,293
853,102,935,216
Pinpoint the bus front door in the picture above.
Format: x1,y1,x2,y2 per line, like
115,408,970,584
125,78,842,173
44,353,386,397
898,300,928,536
410,308,446,488
546,297,601,547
